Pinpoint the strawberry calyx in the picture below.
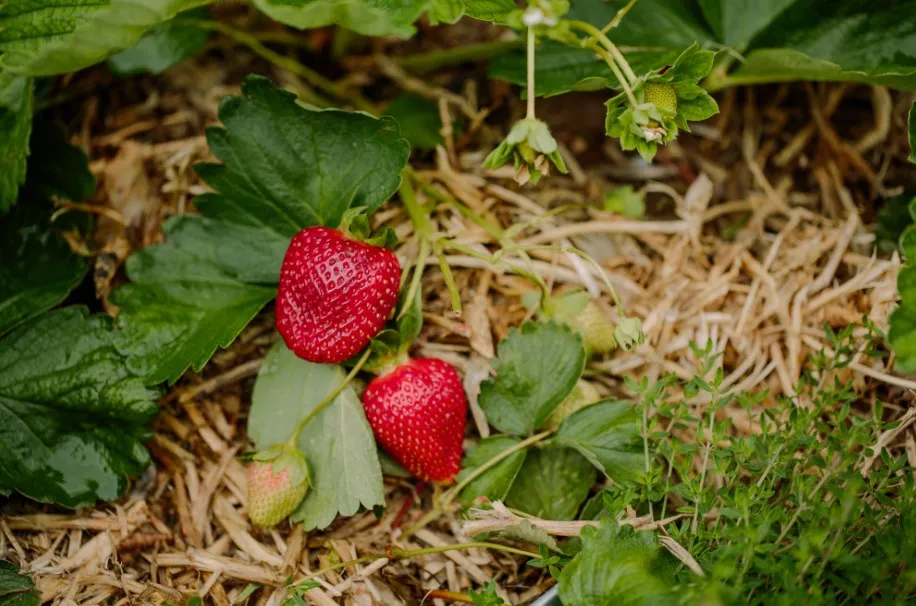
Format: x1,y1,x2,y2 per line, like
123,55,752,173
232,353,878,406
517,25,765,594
338,206,399,250
252,443,311,489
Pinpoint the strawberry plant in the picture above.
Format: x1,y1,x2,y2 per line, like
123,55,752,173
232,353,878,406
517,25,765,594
1,0,916,603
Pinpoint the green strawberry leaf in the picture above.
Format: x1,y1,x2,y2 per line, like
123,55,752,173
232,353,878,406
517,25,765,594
108,7,210,75
601,0,916,90
248,342,384,531
112,215,285,385
0,71,33,212
0,561,39,606
558,518,677,606
505,446,595,520
553,399,645,483
0,307,159,508
909,101,915,163
457,436,528,504
428,0,516,24
876,193,916,254
0,200,89,336
0,0,211,77
479,321,585,436
250,0,428,37
384,94,443,151
195,75,409,236
604,185,645,218
0,119,94,335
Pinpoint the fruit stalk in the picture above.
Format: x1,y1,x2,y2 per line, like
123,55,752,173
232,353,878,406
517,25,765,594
526,26,536,119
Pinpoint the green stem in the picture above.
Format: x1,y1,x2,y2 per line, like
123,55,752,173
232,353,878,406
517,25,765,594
601,0,639,34
189,19,376,113
424,185,505,240
526,27,536,118
435,241,463,315
569,20,638,85
440,240,550,303
586,42,638,107
522,244,625,311
286,349,371,447
442,430,553,504
396,39,525,74
398,175,433,320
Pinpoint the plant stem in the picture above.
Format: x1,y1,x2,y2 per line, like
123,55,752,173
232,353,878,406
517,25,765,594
398,175,433,320
286,349,371,447
569,20,638,84
189,19,376,113
440,240,551,303
397,39,525,74
586,42,638,107
526,27,536,119
435,241,463,315
601,0,639,34
443,430,553,504
692,390,718,533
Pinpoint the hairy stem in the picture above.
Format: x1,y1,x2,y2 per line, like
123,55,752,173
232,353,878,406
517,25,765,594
601,0,639,34
569,20,638,84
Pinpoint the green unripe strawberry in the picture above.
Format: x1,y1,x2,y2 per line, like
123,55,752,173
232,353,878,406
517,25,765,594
570,300,617,355
544,380,601,429
247,445,310,527
644,82,677,112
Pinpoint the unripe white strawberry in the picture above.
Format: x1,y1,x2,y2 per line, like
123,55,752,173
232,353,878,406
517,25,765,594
569,300,617,355
246,445,310,527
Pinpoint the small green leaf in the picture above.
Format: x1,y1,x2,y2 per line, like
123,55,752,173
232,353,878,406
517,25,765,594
0,71,32,212
385,94,443,150
603,185,645,218
505,446,595,520
195,75,409,235
554,399,644,483
112,215,284,385
0,307,159,508
876,193,915,254
108,7,210,75
0,0,212,77
250,0,428,37
558,519,676,606
0,561,39,606
479,322,585,435
248,342,384,531
468,580,506,606
457,436,528,504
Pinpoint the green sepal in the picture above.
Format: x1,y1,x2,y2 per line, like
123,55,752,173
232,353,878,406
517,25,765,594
483,118,568,184
340,206,399,250
253,443,311,489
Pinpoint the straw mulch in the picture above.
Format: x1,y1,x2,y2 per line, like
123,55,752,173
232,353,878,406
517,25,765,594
2,18,916,606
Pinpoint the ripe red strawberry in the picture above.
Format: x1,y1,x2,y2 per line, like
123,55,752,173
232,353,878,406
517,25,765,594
362,358,467,484
246,445,310,527
276,226,400,364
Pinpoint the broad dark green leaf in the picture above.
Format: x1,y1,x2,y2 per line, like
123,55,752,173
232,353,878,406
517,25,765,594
558,519,676,606
250,0,428,37
479,322,585,435
457,436,528,504
0,71,32,211
195,75,410,236
385,94,443,150
0,307,159,508
554,399,644,482
0,201,89,336
0,561,39,606
22,118,96,203
604,0,916,90
108,8,210,75
248,342,384,530
505,446,595,520
112,215,284,385
0,0,211,76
